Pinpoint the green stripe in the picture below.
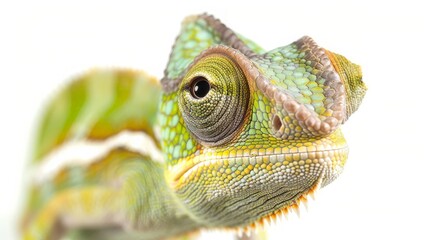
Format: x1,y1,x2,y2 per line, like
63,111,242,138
33,70,161,162
35,79,88,161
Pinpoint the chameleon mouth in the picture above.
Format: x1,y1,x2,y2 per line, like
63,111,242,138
169,146,349,186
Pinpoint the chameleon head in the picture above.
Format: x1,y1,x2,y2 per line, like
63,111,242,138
159,36,366,229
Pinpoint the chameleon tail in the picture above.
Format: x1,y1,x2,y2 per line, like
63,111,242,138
32,69,162,163
20,69,168,239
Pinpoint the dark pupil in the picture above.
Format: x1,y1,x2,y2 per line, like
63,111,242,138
191,77,210,99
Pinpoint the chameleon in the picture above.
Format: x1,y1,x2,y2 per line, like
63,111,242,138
21,13,366,240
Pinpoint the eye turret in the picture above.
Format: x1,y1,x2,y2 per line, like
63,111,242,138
179,54,250,146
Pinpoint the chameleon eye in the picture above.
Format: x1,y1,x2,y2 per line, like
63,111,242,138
179,54,250,146
190,77,210,99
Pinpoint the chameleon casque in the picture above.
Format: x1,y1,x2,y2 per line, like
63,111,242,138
21,14,366,240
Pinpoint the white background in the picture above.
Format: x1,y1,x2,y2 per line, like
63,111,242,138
1,0,428,239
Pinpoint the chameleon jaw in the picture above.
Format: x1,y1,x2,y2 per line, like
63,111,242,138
234,177,321,235
166,142,348,228
196,176,322,238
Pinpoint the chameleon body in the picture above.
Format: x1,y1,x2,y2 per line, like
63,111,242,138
21,14,366,240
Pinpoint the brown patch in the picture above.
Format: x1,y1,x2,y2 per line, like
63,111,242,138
200,14,257,58
272,115,282,131
49,217,66,240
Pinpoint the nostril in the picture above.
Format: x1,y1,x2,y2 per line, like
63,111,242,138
272,114,282,131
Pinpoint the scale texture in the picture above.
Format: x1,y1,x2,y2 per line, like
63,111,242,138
21,14,366,240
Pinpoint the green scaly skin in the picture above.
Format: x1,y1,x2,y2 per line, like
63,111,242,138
21,14,366,240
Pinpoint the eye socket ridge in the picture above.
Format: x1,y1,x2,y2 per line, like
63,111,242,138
189,76,211,99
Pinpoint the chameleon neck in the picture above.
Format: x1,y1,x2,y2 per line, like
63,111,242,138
100,151,202,239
